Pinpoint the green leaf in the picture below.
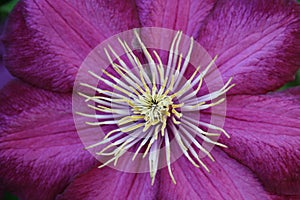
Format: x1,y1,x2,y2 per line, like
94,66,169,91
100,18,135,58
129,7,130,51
0,0,18,21
3,191,18,200
278,69,300,91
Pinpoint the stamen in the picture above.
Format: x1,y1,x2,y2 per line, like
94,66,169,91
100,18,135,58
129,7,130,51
164,129,177,184
78,30,234,185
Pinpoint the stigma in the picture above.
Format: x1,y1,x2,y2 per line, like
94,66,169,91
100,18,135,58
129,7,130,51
77,29,234,185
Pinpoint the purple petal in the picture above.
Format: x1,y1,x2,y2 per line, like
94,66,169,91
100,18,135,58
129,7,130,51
0,52,14,89
219,87,300,195
56,150,271,200
136,0,216,37
197,0,300,95
2,0,140,92
0,20,14,89
158,149,270,200
56,167,158,200
0,81,97,200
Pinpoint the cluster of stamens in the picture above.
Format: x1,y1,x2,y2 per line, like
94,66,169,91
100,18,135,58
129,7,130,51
77,30,234,185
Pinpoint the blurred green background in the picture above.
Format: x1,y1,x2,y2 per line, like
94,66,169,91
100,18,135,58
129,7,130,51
0,0,18,21
0,0,299,200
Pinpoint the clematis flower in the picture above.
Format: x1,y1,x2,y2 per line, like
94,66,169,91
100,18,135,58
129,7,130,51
0,0,300,200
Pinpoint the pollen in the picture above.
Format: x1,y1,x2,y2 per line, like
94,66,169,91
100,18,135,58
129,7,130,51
77,29,234,185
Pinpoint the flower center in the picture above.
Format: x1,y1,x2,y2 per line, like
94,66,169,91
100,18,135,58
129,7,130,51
76,29,234,185
134,93,172,128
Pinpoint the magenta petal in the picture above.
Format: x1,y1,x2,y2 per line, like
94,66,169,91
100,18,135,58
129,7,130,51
136,0,216,37
220,87,300,195
56,167,158,200
0,81,97,200
158,148,270,200
2,0,140,92
197,0,300,95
